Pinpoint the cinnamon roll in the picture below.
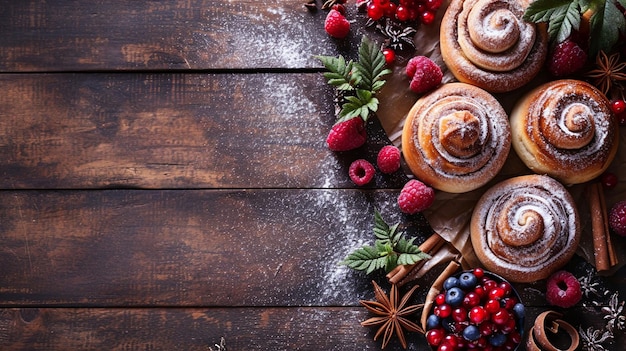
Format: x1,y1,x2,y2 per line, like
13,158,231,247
510,79,619,185
440,0,548,93
401,83,511,193
470,175,580,283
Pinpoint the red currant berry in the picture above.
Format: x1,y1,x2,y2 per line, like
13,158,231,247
367,3,385,21
473,267,485,279
498,282,512,296
479,321,496,336
426,328,445,346
382,48,395,64
426,0,443,10
463,292,481,308
385,2,397,17
501,297,518,310
474,285,486,299
435,304,452,318
483,279,497,291
469,306,488,324
492,308,511,325
601,172,619,189
396,5,410,21
501,317,517,333
435,293,446,305
612,100,626,115
488,287,505,300
452,307,468,322
421,10,436,24
485,299,501,314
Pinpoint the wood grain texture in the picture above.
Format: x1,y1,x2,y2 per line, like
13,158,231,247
0,0,364,72
0,189,432,307
0,73,406,189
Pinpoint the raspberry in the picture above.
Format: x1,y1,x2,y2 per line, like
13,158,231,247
397,179,435,214
545,270,582,308
405,56,443,94
376,145,401,174
324,9,350,39
609,200,626,236
547,39,587,76
349,159,375,186
326,117,366,151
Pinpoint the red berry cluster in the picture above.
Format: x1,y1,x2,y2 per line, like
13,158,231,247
366,0,442,25
612,99,626,126
425,269,524,351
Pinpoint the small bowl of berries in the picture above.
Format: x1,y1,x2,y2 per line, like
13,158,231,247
424,268,525,350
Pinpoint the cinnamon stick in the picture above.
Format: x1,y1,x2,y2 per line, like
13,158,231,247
386,233,445,284
587,182,617,272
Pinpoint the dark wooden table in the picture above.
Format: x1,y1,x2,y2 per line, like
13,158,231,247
0,1,625,350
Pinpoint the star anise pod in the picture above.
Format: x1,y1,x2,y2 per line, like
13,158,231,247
586,51,626,98
360,280,423,349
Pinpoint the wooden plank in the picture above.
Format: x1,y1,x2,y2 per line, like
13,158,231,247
0,306,622,351
0,189,432,306
0,73,405,190
0,0,364,72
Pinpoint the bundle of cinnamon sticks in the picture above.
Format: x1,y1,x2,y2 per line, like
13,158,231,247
586,182,618,273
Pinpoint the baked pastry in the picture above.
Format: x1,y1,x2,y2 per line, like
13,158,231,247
401,82,511,193
440,0,548,93
510,79,619,185
470,174,580,283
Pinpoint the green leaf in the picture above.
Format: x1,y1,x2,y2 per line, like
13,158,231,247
373,210,401,246
339,245,387,274
588,0,626,56
354,36,390,93
523,0,581,43
395,238,431,265
315,55,354,90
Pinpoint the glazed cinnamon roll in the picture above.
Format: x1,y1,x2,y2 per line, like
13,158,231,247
401,83,511,193
510,79,619,185
440,0,548,93
470,175,580,283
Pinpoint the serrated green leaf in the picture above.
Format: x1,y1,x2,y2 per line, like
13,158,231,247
339,245,387,274
354,36,390,93
522,0,581,43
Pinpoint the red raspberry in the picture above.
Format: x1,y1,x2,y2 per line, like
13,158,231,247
324,9,350,39
405,56,443,94
376,145,401,174
545,270,582,308
609,200,626,236
326,117,366,151
547,39,587,76
349,159,375,186
397,179,435,214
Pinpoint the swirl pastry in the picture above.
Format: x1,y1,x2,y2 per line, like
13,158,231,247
440,0,548,93
470,175,580,283
510,79,619,185
401,83,511,193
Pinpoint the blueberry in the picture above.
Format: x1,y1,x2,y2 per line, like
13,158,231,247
489,332,507,347
443,276,460,290
458,272,478,290
441,317,455,333
445,287,465,307
462,325,480,341
513,302,525,319
426,314,441,330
